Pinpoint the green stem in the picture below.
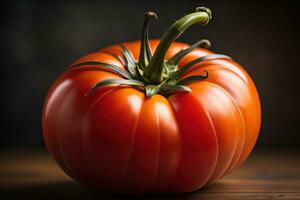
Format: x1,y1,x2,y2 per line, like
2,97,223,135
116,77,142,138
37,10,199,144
138,11,157,69
143,7,212,83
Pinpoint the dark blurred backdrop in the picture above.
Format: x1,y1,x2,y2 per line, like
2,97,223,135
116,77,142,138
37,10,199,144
1,0,299,148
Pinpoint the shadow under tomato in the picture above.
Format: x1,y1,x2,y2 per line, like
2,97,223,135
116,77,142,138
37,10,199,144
1,180,225,200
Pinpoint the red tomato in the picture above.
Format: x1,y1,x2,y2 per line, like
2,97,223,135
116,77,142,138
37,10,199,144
42,8,261,194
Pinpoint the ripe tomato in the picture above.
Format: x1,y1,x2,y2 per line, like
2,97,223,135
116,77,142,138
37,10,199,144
42,7,261,194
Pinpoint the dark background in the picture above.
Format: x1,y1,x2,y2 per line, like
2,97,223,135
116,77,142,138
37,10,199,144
1,0,299,149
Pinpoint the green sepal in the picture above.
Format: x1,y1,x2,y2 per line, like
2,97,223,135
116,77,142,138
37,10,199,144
160,84,191,96
86,78,145,96
118,44,137,77
71,61,132,79
171,54,231,80
178,71,208,85
138,11,157,69
167,39,211,67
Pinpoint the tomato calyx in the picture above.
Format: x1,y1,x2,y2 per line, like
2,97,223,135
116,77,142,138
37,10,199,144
71,7,231,97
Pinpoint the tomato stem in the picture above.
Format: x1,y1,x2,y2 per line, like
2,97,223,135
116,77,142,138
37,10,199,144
143,7,212,84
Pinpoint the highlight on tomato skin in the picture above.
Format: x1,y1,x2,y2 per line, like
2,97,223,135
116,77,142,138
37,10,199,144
42,7,261,194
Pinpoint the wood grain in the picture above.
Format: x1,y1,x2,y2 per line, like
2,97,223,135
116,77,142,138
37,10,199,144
1,149,300,199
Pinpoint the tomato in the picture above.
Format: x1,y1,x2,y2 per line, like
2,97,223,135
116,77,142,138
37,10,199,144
42,7,261,194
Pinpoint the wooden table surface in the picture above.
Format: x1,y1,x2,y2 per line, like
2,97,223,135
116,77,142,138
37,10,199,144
1,149,299,200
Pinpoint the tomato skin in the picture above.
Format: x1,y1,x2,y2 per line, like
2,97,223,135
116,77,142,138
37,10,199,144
42,40,261,193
